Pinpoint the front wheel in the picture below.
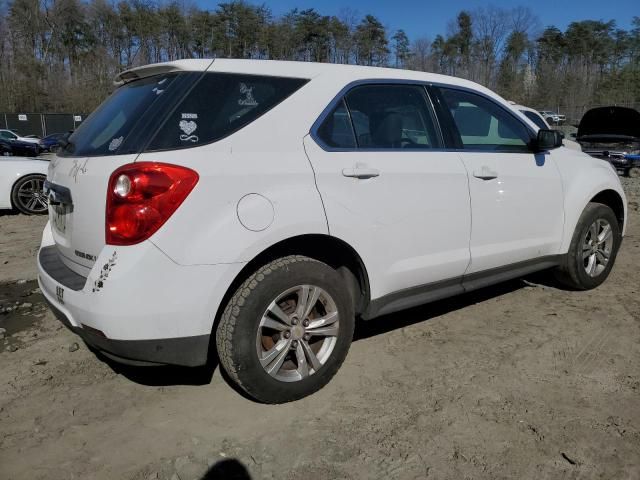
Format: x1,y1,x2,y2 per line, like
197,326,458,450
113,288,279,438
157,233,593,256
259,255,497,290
216,255,355,403
628,167,640,178
554,202,621,290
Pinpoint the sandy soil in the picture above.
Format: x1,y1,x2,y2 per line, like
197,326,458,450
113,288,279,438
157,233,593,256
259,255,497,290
0,213,47,283
1,180,639,480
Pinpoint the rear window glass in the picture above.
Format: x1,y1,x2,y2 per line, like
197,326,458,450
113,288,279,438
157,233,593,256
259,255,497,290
146,73,308,151
59,74,183,157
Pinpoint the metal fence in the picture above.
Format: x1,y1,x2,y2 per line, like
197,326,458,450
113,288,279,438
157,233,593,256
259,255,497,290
1,113,87,137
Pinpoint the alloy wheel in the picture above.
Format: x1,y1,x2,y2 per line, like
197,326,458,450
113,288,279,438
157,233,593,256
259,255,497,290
16,177,48,214
256,285,340,382
582,218,613,277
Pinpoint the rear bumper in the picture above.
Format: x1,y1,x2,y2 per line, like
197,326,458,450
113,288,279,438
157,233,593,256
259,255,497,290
37,223,245,367
45,296,210,366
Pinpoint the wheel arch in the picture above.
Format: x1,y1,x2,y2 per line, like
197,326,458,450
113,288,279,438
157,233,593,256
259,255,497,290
557,156,628,253
212,234,371,336
590,189,625,229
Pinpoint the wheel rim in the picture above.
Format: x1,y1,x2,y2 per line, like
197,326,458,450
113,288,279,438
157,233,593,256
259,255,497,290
256,285,339,382
17,177,47,213
582,219,614,277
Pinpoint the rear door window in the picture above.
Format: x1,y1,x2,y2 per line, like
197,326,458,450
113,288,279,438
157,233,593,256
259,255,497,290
343,84,441,149
316,99,357,148
146,73,308,151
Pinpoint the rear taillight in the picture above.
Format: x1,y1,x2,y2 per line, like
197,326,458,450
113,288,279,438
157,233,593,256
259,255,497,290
106,162,199,246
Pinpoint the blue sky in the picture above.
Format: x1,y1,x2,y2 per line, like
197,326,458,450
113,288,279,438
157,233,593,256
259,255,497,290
196,0,639,39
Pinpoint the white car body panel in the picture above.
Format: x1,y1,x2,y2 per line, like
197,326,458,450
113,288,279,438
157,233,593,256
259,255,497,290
35,59,627,367
0,156,48,209
554,150,627,249
459,151,564,273
46,154,140,276
304,136,471,299
39,222,244,339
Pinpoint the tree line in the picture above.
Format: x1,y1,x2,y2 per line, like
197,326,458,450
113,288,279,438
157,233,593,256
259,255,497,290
1,0,639,123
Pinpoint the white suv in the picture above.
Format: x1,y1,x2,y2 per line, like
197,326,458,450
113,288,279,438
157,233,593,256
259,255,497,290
38,60,627,403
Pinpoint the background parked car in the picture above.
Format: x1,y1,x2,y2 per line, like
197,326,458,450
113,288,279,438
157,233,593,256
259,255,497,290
538,110,566,125
0,129,41,144
577,106,640,176
0,156,49,214
0,137,41,157
622,154,640,177
39,133,66,152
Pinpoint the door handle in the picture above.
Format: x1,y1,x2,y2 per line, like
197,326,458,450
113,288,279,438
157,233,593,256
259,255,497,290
342,165,380,179
473,167,498,180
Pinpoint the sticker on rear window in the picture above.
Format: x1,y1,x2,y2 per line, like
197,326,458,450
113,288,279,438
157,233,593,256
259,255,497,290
179,113,199,142
239,83,258,107
108,136,123,151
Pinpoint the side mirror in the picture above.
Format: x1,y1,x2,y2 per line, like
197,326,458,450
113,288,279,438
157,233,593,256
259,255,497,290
533,129,563,152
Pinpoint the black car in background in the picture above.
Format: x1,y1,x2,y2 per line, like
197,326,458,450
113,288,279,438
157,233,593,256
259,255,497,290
0,137,41,157
577,106,640,176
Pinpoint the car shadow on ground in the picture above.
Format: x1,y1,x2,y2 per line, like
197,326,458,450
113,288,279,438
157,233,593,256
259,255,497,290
100,274,556,389
0,210,20,217
96,350,219,387
354,277,531,341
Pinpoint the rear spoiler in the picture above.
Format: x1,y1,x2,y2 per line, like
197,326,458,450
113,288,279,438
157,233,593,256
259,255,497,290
113,59,215,86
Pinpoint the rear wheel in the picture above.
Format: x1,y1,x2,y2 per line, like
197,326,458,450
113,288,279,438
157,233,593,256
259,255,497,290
11,174,48,215
628,167,640,178
216,255,355,403
554,202,621,290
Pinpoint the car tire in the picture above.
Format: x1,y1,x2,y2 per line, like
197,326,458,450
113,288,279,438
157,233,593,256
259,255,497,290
11,174,48,215
216,255,355,403
628,167,640,178
554,202,621,290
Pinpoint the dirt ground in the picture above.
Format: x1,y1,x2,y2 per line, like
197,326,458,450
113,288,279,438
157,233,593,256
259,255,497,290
1,179,639,480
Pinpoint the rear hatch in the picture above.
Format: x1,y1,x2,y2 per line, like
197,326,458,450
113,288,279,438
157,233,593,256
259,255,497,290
46,66,209,276
46,59,310,276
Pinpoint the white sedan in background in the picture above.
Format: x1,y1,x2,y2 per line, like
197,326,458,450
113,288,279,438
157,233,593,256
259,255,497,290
0,129,41,144
0,156,49,214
